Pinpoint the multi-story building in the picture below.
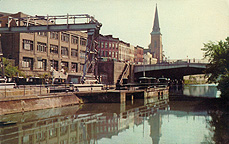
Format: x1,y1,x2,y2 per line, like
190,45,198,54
0,12,87,83
97,35,119,61
127,44,135,62
118,40,129,62
97,34,142,64
134,45,144,64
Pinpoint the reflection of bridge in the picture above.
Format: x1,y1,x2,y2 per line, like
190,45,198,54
134,62,208,80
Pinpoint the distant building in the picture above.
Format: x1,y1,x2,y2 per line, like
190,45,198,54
97,34,137,63
0,12,87,83
97,35,119,61
144,52,157,65
134,45,144,64
118,40,130,62
148,5,163,63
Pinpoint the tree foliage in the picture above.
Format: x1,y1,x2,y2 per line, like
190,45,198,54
0,57,24,78
202,37,229,99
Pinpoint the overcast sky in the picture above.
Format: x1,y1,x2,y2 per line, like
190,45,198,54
0,0,228,59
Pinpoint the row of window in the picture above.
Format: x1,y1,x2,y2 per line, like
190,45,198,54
99,50,118,58
54,32,86,46
100,42,118,49
22,57,79,72
23,39,80,57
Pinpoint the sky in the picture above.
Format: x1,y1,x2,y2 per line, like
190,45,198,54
0,0,228,59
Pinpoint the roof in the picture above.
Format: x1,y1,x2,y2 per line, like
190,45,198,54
0,12,12,17
151,5,161,35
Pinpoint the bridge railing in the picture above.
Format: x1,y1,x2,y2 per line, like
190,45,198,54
163,59,209,64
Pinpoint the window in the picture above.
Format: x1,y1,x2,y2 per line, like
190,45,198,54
23,39,33,51
101,50,104,56
50,32,58,39
109,43,111,49
50,44,58,54
49,128,57,138
61,32,69,42
109,51,111,57
61,61,68,69
112,52,114,57
37,42,47,52
71,36,78,44
71,49,78,57
36,131,47,142
80,51,85,59
71,63,78,72
37,59,46,70
37,61,43,69
37,32,47,37
101,42,104,48
60,126,67,136
51,60,58,71
105,51,108,57
80,38,87,46
22,57,33,70
61,47,68,56
105,42,108,48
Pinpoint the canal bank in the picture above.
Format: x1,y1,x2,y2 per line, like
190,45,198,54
0,93,81,115
0,86,169,115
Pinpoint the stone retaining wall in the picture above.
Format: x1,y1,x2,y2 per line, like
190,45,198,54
0,94,81,115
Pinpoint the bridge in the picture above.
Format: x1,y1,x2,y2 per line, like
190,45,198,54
134,59,208,80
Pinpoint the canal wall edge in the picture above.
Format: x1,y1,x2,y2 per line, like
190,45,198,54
0,93,81,115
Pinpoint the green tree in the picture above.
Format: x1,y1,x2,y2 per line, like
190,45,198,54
0,57,24,78
202,37,229,100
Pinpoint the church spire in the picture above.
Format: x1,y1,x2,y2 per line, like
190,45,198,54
151,4,161,34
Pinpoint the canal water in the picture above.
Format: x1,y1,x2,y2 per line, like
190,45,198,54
183,84,221,98
0,85,227,144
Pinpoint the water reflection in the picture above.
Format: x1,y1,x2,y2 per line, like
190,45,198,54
0,99,227,144
170,84,221,98
183,84,220,98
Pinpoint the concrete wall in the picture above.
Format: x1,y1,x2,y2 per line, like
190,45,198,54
0,94,80,115
98,61,130,85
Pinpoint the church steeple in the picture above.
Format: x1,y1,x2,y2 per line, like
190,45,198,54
149,4,163,63
151,4,161,35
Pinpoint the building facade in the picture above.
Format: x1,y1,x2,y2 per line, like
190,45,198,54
0,12,87,83
134,45,144,64
97,34,136,63
148,5,163,63
97,35,119,61
118,41,130,62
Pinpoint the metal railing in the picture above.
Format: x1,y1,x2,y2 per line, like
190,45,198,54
0,84,73,99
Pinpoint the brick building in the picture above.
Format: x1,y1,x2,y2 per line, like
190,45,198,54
97,34,137,63
0,12,87,83
97,35,119,61
134,45,144,64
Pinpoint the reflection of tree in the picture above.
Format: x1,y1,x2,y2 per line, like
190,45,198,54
205,109,229,143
